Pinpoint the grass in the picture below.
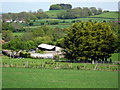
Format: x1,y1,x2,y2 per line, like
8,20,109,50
23,24,71,29
2,54,119,88
23,17,116,29
45,10,118,19
2,67,118,88
13,32,24,36
45,10,66,18
23,12,118,29
48,24,71,28
35,18,115,23
90,12,118,19
23,26,41,29
2,54,119,71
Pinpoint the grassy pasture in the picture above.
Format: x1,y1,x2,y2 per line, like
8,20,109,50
13,32,24,36
48,24,71,28
45,10,66,18
23,24,71,29
24,12,118,29
90,12,118,19
24,17,115,29
2,53,119,88
2,53,119,71
36,18,115,23
2,67,118,88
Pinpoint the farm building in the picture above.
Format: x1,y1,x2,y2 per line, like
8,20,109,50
30,44,64,58
5,19,12,22
38,44,62,51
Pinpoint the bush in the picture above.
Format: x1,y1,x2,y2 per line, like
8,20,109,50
20,51,31,58
62,21,65,23
41,21,45,25
54,55,60,61
48,21,59,25
36,49,44,54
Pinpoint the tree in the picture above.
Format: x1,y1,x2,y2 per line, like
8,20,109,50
29,21,34,26
25,40,36,50
2,30,13,41
32,28,45,37
64,21,116,62
49,5,61,10
57,4,72,10
7,22,24,32
51,27,65,41
34,12,48,19
41,25,50,34
98,8,102,14
82,7,92,16
21,32,34,41
56,38,65,48
2,22,9,30
37,9,43,13
49,4,72,10
9,37,25,50
90,7,98,15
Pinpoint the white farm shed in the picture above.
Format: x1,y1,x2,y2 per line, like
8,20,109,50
38,44,62,51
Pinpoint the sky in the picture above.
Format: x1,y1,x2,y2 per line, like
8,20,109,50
1,0,119,13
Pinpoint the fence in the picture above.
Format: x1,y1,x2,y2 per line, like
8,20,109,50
2,61,119,71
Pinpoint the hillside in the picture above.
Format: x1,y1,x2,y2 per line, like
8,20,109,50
45,10,118,20
90,12,118,19
45,10,66,18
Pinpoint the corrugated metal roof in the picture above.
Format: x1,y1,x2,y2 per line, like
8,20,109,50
38,44,55,50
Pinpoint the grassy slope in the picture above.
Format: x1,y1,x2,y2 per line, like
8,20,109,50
2,67,118,88
23,18,114,29
13,32,24,36
45,10,66,18
22,11,118,30
90,12,118,19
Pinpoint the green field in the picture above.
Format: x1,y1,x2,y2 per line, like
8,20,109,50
13,32,24,36
22,12,118,30
45,10,118,19
24,17,116,29
36,17,115,23
90,12,118,19
2,67,118,88
24,24,71,29
2,53,119,88
45,10,66,18
2,53,119,72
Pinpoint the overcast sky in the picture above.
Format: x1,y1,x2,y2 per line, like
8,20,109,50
1,0,119,13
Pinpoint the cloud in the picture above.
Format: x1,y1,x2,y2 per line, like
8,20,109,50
1,0,119,2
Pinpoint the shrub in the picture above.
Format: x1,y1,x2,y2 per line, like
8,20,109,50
20,51,31,58
36,49,44,54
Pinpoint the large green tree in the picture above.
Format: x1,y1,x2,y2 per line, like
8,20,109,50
49,5,61,10
2,30,13,42
64,21,116,62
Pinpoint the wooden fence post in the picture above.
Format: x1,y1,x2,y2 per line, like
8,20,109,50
67,64,69,69
84,63,85,69
109,65,110,70
94,64,98,70
71,63,72,69
25,61,29,68
10,61,13,67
